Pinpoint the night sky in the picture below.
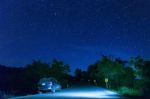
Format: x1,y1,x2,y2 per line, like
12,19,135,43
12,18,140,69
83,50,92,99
0,0,150,72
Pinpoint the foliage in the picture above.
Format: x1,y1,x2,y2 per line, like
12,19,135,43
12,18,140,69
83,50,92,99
0,56,149,97
74,68,82,79
25,60,50,79
121,67,135,87
95,56,126,89
50,59,70,79
87,64,97,79
49,59,70,87
118,86,143,96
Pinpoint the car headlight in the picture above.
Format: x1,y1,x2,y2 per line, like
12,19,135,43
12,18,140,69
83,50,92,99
42,83,46,86
48,87,51,89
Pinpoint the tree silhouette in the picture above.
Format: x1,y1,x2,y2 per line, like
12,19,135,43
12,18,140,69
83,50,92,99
23,60,50,93
49,59,70,88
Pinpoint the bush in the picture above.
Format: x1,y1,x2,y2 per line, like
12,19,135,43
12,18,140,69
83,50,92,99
118,86,143,96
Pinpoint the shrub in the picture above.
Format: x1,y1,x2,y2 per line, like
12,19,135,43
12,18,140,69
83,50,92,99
118,86,143,96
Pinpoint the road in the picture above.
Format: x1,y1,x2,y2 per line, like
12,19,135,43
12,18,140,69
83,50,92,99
9,86,122,99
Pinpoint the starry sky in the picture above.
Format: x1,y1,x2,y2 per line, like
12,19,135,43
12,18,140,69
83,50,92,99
0,0,150,72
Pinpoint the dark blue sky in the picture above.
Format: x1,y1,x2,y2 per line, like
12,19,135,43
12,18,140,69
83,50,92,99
0,0,150,72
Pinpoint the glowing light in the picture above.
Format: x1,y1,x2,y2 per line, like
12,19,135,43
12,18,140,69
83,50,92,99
9,86,120,99
48,87,51,89
41,83,45,86
104,90,118,95
53,90,119,98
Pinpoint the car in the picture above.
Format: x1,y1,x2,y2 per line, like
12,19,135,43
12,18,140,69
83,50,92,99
38,77,61,93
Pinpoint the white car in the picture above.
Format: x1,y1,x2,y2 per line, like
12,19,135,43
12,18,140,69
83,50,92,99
38,77,61,93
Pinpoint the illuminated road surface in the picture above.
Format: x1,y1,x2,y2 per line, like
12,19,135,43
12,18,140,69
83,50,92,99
10,86,122,99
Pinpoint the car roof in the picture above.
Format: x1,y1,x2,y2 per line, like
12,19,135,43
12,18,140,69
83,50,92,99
39,77,58,83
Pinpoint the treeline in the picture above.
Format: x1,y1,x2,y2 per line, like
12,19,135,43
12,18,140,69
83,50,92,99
74,56,150,97
0,59,70,95
0,56,150,97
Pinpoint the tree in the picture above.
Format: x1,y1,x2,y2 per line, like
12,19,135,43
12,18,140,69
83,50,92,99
87,64,103,86
128,56,146,90
96,56,125,89
122,66,135,87
128,56,144,79
50,59,70,78
49,59,70,88
74,68,82,80
25,60,50,78
143,60,150,97
23,60,50,92
87,64,97,79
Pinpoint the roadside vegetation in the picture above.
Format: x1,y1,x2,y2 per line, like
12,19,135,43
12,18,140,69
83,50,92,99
0,55,150,98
